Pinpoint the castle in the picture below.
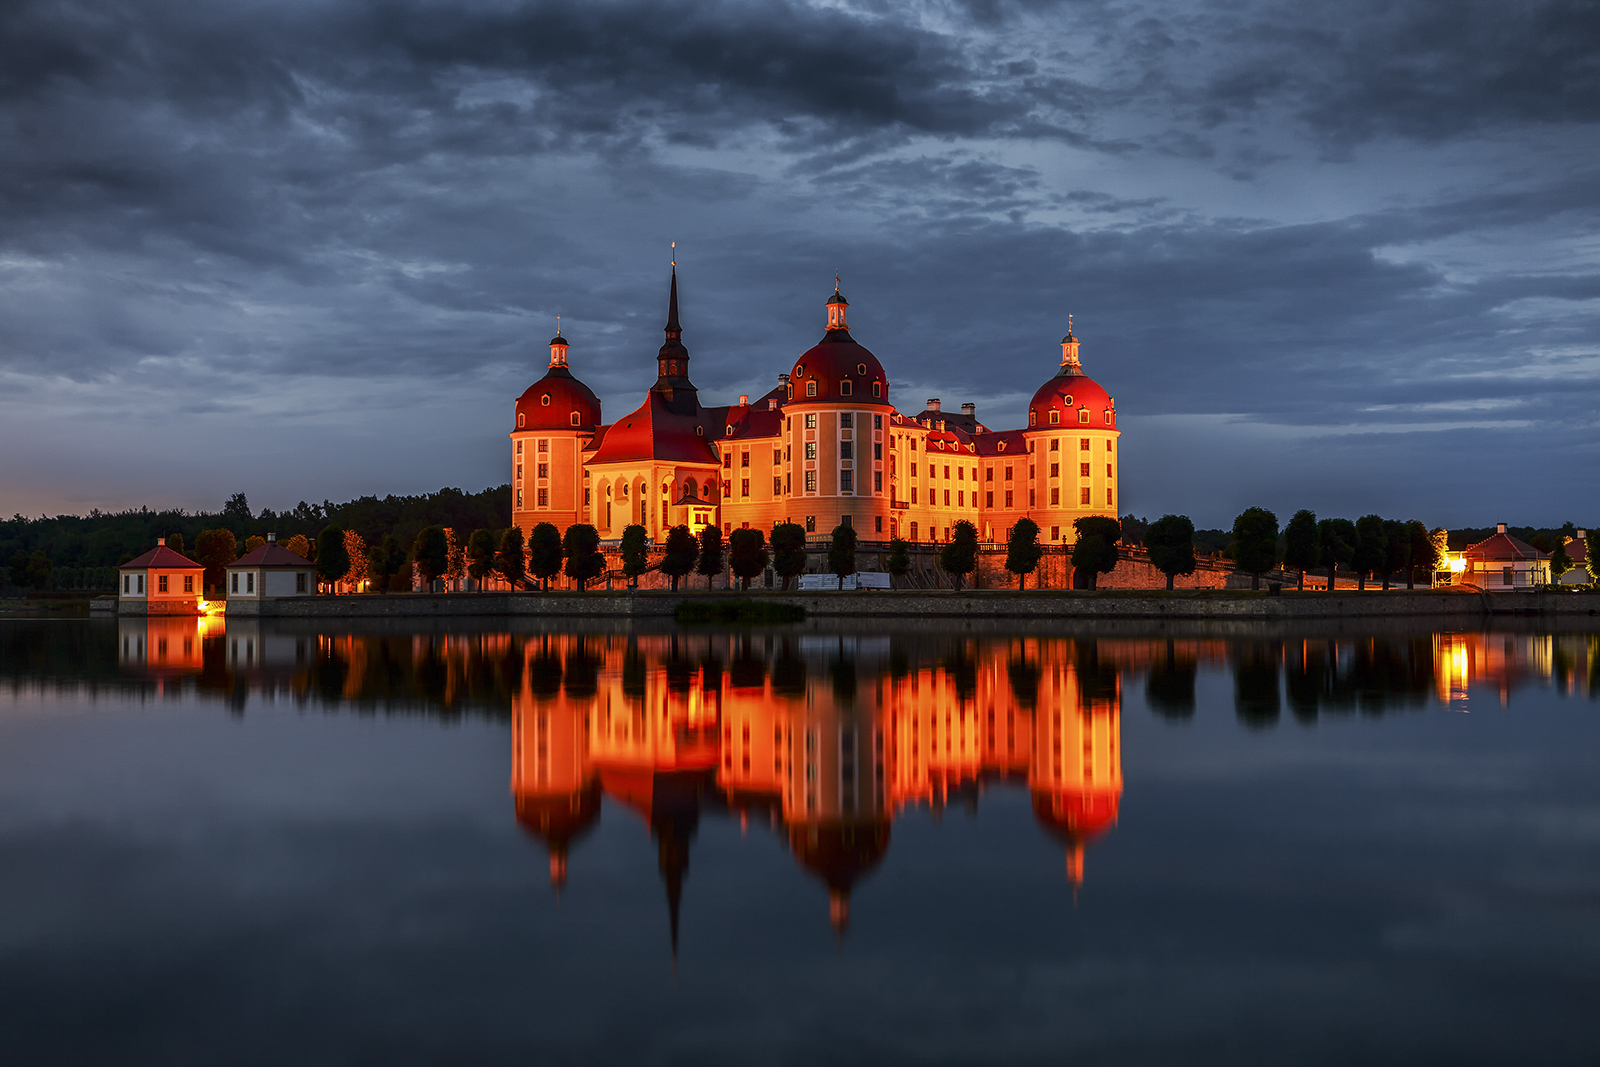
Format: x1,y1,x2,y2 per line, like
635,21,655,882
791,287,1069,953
510,268,1119,547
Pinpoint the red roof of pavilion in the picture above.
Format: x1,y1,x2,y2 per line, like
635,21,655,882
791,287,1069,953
231,543,314,568
121,545,203,570
1461,531,1546,561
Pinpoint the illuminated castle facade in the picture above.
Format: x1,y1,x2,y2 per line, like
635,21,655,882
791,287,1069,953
510,270,1120,546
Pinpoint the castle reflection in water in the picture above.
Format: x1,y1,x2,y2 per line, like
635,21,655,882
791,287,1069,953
92,617,1600,943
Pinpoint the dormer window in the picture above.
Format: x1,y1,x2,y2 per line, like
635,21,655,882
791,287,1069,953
695,426,704,436
840,380,853,396
1104,410,1113,425
872,381,882,398
1063,395,1073,406
997,441,1006,452
1029,411,1036,427
541,395,550,406
806,381,817,397
518,413,525,428
1048,410,1059,425
1079,409,1090,424
570,412,580,426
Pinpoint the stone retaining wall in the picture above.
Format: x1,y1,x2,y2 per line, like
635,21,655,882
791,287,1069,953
225,588,1600,620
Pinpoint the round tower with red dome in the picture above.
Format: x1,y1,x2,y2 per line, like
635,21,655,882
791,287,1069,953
511,329,603,548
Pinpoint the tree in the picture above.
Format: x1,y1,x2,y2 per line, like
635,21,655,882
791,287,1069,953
940,520,980,590
1005,518,1043,589
341,530,368,589
496,525,527,590
1145,514,1197,591
528,522,564,591
1119,514,1149,547
367,534,405,593
9,550,30,588
315,526,349,590
886,538,911,589
729,528,769,590
771,522,808,591
696,525,726,589
1405,520,1437,589
467,528,498,587
1317,519,1354,591
661,525,698,592
1550,541,1571,584
222,493,252,524
1352,514,1386,591
283,534,311,561
23,550,52,591
413,526,449,590
445,528,466,587
167,532,186,556
1230,507,1279,590
1590,535,1600,588
620,525,650,589
243,535,266,555
1379,518,1409,590
1282,510,1320,591
562,524,606,591
1071,516,1121,590
828,523,858,589
197,528,238,595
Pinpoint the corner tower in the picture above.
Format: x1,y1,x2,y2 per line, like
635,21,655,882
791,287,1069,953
512,327,602,547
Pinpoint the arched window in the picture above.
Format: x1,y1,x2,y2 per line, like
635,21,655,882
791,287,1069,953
872,381,881,398
570,411,580,426
1079,409,1090,424
1028,411,1036,426
518,413,525,428
806,380,817,397
1048,409,1059,425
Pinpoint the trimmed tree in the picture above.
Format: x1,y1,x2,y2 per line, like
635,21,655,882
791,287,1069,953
562,524,605,591
314,526,348,593
467,528,498,588
1379,518,1410,590
1282,510,1320,591
367,534,406,593
283,534,311,561
1231,507,1279,590
1352,514,1386,591
243,535,266,556
528,522,564,591
1005,518,1043,590
695,525,725,589
413,526,449,591
1589,534,1600,588
885,538,911,589
496,526,527,590
1550,541,1570,584
1071,516,1121,590
828,523,858,589
661,525,698,592
940,520,980,591
197,528,238,595
771,522,808,591
1405,520,1436,589
619,525,650,589
1145,514,1197,591
1317,518,1355,591
729,528,769,591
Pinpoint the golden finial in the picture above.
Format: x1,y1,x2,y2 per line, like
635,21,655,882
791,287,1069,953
1068,312,1073,335
835,270,841,292
556,314,561,336
671,240,676,269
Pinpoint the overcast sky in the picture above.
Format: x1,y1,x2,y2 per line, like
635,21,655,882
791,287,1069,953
1,0,1595,528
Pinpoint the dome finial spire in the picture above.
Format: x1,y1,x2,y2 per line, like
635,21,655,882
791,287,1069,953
1060,318,1082,374
825,273,849,331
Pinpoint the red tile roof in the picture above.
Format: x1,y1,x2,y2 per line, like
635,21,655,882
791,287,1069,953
231,543,313,568
1461,531,1546,561
121,545,203,570
587,392,720,466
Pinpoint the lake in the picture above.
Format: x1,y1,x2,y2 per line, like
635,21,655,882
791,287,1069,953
1,615,1597,1064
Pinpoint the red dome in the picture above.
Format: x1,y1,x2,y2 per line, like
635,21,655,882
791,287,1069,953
1031,788,1120,841
1028,370,1115,429
790,334,889,405
515,367,601,432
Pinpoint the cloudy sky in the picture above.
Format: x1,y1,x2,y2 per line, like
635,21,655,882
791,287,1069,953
1,0,1595,528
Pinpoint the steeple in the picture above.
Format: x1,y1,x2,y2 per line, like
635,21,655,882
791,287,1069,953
652,255,699,415
1059,317,1083,376
548,320,569,369
826,275,849,334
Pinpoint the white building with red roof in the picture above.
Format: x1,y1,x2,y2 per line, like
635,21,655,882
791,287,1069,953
225,533,315,603
1455,523,1551,591
118,539,205,615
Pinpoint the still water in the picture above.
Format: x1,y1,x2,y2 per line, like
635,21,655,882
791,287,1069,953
2,616,1597,1064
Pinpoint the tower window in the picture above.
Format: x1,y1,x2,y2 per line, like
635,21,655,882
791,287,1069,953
537,488,548,507
1105,410,1113,425
1081,487,1091,504
1050,439,1059,452
1049,410,1059,424
518,413,525,428
806,515,816,532
840,413,852,427
1080,438,1090,451
516,441,523,454
840,470,853,493
570,412,580,426
872,382,882,398
807,381,817,397
537,440,548,452
805,413,817,429
840,380,853,396
1079,409,1090,424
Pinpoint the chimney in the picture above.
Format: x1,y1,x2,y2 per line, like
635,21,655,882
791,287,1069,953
267,532,276,542
927,398,941,411
767,399,777,411
1579,529,1588,539
738,395,748,406
157,538,166,547
961,402,975,417
779,373,789,385
1496,522,1506,534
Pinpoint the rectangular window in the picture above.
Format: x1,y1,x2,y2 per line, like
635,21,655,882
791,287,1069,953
806,381,817,396
231,573,238,594
805,470,817,492
958,491,964,506
840,413,852,427
538,487,549,507
1081,487,1091,505
1107,488,1114,505
874,443,882,460
910,462,917,477
1081,463,1091,477
158,574,168,593
1050,463,1059,478
840,442,853,459
957,467,964,481
1029,490,1036,506
517,489,523,507
840,380,853,396
1107,464,1113,479
944,490,951,505
294,572,305,593
184,575,193,593
1050,488,1060,505
1005,490,1013,507
1502,567,1514,585
741,478,750,497
723,482,732,498
944,465,950,479
516,463,522,480
986,467,993,481
516,441,523,454
805,413,817,429
1005,465,1013,480
723,453,732,468
123,575,129,593
1080,410,1090,424
874,415,882,429
1107,440,1114,452
1080,438,1090,450
841,470,854,492
246,573,254,594
806,515,816,532
911,487,918,503
910,522,918,540
1029,465,1035,479
537,440,548,453
1050,439,1060,451
875,515,883,533
805,442,817,459
986,491,993,507
774,449,782,465
774,477,783,494
1052,526,1060,540
537,463,548,479
741,451,750,467
874,471,883,491
909,439,917,451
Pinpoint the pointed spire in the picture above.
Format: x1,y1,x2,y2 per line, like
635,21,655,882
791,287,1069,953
667,264,680,331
